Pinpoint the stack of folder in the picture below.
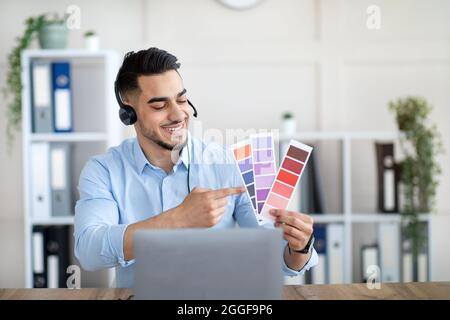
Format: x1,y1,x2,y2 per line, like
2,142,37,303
32,226,71,288
30,142,73,219
31,60,73,133
359,223,428,283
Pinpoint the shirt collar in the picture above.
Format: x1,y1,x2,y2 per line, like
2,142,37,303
133,133,192,175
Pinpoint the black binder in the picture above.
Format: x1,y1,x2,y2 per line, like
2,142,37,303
375,143,399,213
45,226,71,288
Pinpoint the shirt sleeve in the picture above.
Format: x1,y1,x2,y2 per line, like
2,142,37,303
74,158,133,272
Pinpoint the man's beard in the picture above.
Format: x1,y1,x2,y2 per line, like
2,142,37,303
138,122,187,151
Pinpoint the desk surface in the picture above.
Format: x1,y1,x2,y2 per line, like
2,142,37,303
1,282,449,300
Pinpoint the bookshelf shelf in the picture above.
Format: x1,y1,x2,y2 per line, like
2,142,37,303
31,217,75,226
22,49,118,59
309,213,430,224
22,49,121,288
351,213,430,223
309,214,345,223
29,133,109,142
278,131,402,141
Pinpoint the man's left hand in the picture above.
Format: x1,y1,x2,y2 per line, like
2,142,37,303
270,209,314,251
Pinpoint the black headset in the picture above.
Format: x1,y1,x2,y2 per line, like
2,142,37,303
114,75,198,192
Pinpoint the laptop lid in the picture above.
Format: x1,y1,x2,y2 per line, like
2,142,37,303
134,228,283,300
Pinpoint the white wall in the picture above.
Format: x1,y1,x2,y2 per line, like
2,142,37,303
1,0,449,287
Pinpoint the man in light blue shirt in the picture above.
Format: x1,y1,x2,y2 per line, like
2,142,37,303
74,48,318,288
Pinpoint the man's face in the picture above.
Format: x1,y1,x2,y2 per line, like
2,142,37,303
130,70,190,151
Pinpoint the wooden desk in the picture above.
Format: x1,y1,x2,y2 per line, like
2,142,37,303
283,282,450,300
1,282,449,300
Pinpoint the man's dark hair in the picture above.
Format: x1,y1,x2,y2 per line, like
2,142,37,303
116,47,180,98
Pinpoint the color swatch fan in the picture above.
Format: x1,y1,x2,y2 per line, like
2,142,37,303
231,134,313,225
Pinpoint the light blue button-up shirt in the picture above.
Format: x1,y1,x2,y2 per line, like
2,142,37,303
74,135,318,288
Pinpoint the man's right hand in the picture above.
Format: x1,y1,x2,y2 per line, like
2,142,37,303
174,187,246,228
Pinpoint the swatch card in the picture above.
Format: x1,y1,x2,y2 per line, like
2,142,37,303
259,140,313,224
250,133,276,224
231,140,257,214
250,133,277,223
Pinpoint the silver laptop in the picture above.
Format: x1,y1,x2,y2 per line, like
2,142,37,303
134,228,283,300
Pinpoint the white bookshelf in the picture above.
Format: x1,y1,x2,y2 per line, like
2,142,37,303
22,49,121,288
278,131,431,284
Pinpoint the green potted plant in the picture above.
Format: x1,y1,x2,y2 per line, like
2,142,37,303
3,13,68,150
389,96,444,280
38,13,69,49
281,112,296,137
84,30,99,51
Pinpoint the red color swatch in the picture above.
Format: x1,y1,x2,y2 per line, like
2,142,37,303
272,181,294,199
282,157,304,174
277,169,298,187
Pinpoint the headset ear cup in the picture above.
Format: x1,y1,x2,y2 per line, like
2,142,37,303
119,106,137,125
